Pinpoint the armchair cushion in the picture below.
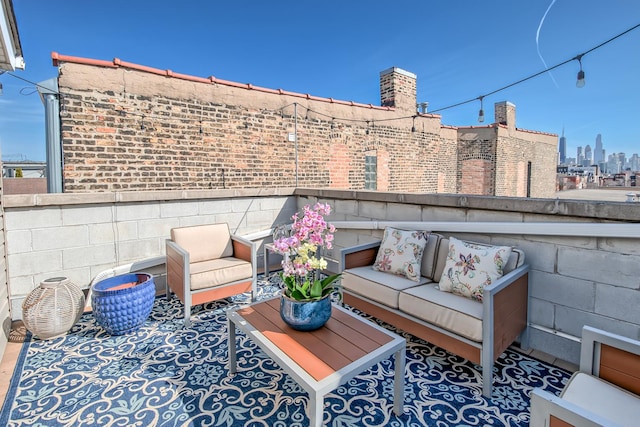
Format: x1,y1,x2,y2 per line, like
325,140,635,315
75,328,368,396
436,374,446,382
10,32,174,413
171,223,233,263
560,372,640,426
189,257,253,291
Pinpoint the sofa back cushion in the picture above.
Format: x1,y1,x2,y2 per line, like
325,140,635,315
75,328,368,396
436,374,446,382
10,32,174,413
171,223,233,263
437,237,513,302
420,233,444,280
372,227,429,282
433,237,524,281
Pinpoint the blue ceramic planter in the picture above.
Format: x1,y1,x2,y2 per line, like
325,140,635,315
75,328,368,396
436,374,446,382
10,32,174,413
92,273,156,335
280,293,332,331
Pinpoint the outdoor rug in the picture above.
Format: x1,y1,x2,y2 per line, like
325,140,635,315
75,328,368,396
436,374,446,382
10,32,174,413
0,278,571,426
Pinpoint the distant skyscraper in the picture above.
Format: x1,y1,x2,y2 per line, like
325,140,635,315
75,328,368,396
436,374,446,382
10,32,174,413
559,129,566,164
577,146,583,165
584,144,592,166
594,134,604,164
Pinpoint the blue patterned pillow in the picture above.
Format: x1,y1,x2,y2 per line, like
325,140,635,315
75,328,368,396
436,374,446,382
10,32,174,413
372,227,429,281
438,237,512,302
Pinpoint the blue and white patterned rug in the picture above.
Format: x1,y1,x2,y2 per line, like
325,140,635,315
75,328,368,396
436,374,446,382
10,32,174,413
0,279,570,426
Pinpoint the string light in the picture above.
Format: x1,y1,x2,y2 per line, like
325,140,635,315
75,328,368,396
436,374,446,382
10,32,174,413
429,22,640,115
575,54,585,88
2,22,634,134
477,96,485,123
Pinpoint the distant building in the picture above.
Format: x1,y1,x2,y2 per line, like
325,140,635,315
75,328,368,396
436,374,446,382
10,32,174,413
558,130,566,164
2,161,46,178
583,144,592,166
594,134,604,164
577,146,583,165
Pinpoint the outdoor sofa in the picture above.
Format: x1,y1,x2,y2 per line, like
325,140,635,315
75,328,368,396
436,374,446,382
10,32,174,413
339,228,529,398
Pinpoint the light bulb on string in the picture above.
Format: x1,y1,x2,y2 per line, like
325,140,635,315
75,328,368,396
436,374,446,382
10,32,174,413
576,55,586,88
478,97,485,123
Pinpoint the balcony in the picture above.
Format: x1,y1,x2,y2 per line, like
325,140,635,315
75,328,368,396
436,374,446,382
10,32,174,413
0,187,638,424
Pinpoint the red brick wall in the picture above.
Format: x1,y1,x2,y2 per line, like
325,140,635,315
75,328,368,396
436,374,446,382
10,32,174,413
54,61,556,197
3,178,48,195
57,62,453,193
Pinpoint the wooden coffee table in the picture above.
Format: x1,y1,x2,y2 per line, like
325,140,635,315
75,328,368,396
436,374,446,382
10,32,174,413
227,297,406,427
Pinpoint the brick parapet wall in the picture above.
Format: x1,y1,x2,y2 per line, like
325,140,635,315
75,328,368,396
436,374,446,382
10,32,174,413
58,62,447,194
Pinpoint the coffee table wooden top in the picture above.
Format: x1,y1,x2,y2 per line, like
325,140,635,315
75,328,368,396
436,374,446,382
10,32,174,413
235,297,399,382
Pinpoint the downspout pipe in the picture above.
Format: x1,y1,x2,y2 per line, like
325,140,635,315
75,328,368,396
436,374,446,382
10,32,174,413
37,77,62,193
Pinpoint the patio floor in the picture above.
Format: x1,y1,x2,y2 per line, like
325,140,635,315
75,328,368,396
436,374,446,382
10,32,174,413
0,272,579,424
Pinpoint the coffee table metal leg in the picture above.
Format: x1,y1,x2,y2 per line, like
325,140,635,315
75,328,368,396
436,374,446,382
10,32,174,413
228,317,237,374
308,391,323,427
393,347,405,415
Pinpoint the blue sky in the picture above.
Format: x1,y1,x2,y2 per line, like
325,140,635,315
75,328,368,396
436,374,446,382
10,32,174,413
1,0,639,162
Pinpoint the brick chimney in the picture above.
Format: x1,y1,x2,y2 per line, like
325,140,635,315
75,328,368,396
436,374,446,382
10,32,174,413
495,101,516,131
380,67,417,113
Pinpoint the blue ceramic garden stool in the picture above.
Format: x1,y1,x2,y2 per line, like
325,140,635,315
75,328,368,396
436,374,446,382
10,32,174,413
92,273,156,335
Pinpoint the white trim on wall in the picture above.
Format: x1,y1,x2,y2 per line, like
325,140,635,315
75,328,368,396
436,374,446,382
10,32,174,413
331,221,640,238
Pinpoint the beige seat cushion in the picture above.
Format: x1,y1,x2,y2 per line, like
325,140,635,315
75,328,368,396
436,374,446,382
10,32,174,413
189,257,252,291
172,224,233,263
561,372,640,426
399,283,483,342
342,267,428,309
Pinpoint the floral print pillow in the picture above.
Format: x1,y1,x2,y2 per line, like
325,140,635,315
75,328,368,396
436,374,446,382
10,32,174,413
372,227,429,281
438,237,512,302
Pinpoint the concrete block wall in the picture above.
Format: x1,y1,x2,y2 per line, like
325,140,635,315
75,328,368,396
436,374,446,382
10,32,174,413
296,188,640,365
4,189,297,320
5,186,639,365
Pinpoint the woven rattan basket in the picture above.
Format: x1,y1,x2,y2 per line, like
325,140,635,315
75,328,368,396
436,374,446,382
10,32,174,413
22,277,85,340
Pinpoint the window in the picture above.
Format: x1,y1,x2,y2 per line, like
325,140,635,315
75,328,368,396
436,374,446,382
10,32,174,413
365,155,377,190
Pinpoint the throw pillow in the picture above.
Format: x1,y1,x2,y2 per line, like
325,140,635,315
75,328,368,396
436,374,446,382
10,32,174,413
438,237,512,302
372,227,429,281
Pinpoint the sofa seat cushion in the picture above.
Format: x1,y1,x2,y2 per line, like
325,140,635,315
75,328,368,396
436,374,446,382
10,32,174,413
399,283,483,342
561,372,640,426
342,267,429,309
189,257,252,291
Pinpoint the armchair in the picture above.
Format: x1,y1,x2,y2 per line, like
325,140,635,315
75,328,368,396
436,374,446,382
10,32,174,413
530,325,640,427
165,223,257,327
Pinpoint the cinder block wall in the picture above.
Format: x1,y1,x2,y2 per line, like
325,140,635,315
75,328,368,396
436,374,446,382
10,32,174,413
4,189,297,320
295,188,640,365
6,187,634,365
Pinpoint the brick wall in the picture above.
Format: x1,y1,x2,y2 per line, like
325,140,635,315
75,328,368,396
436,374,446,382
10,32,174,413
57,62,452,194
456,103,558,198
3,178,47,195
54,59,557,197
